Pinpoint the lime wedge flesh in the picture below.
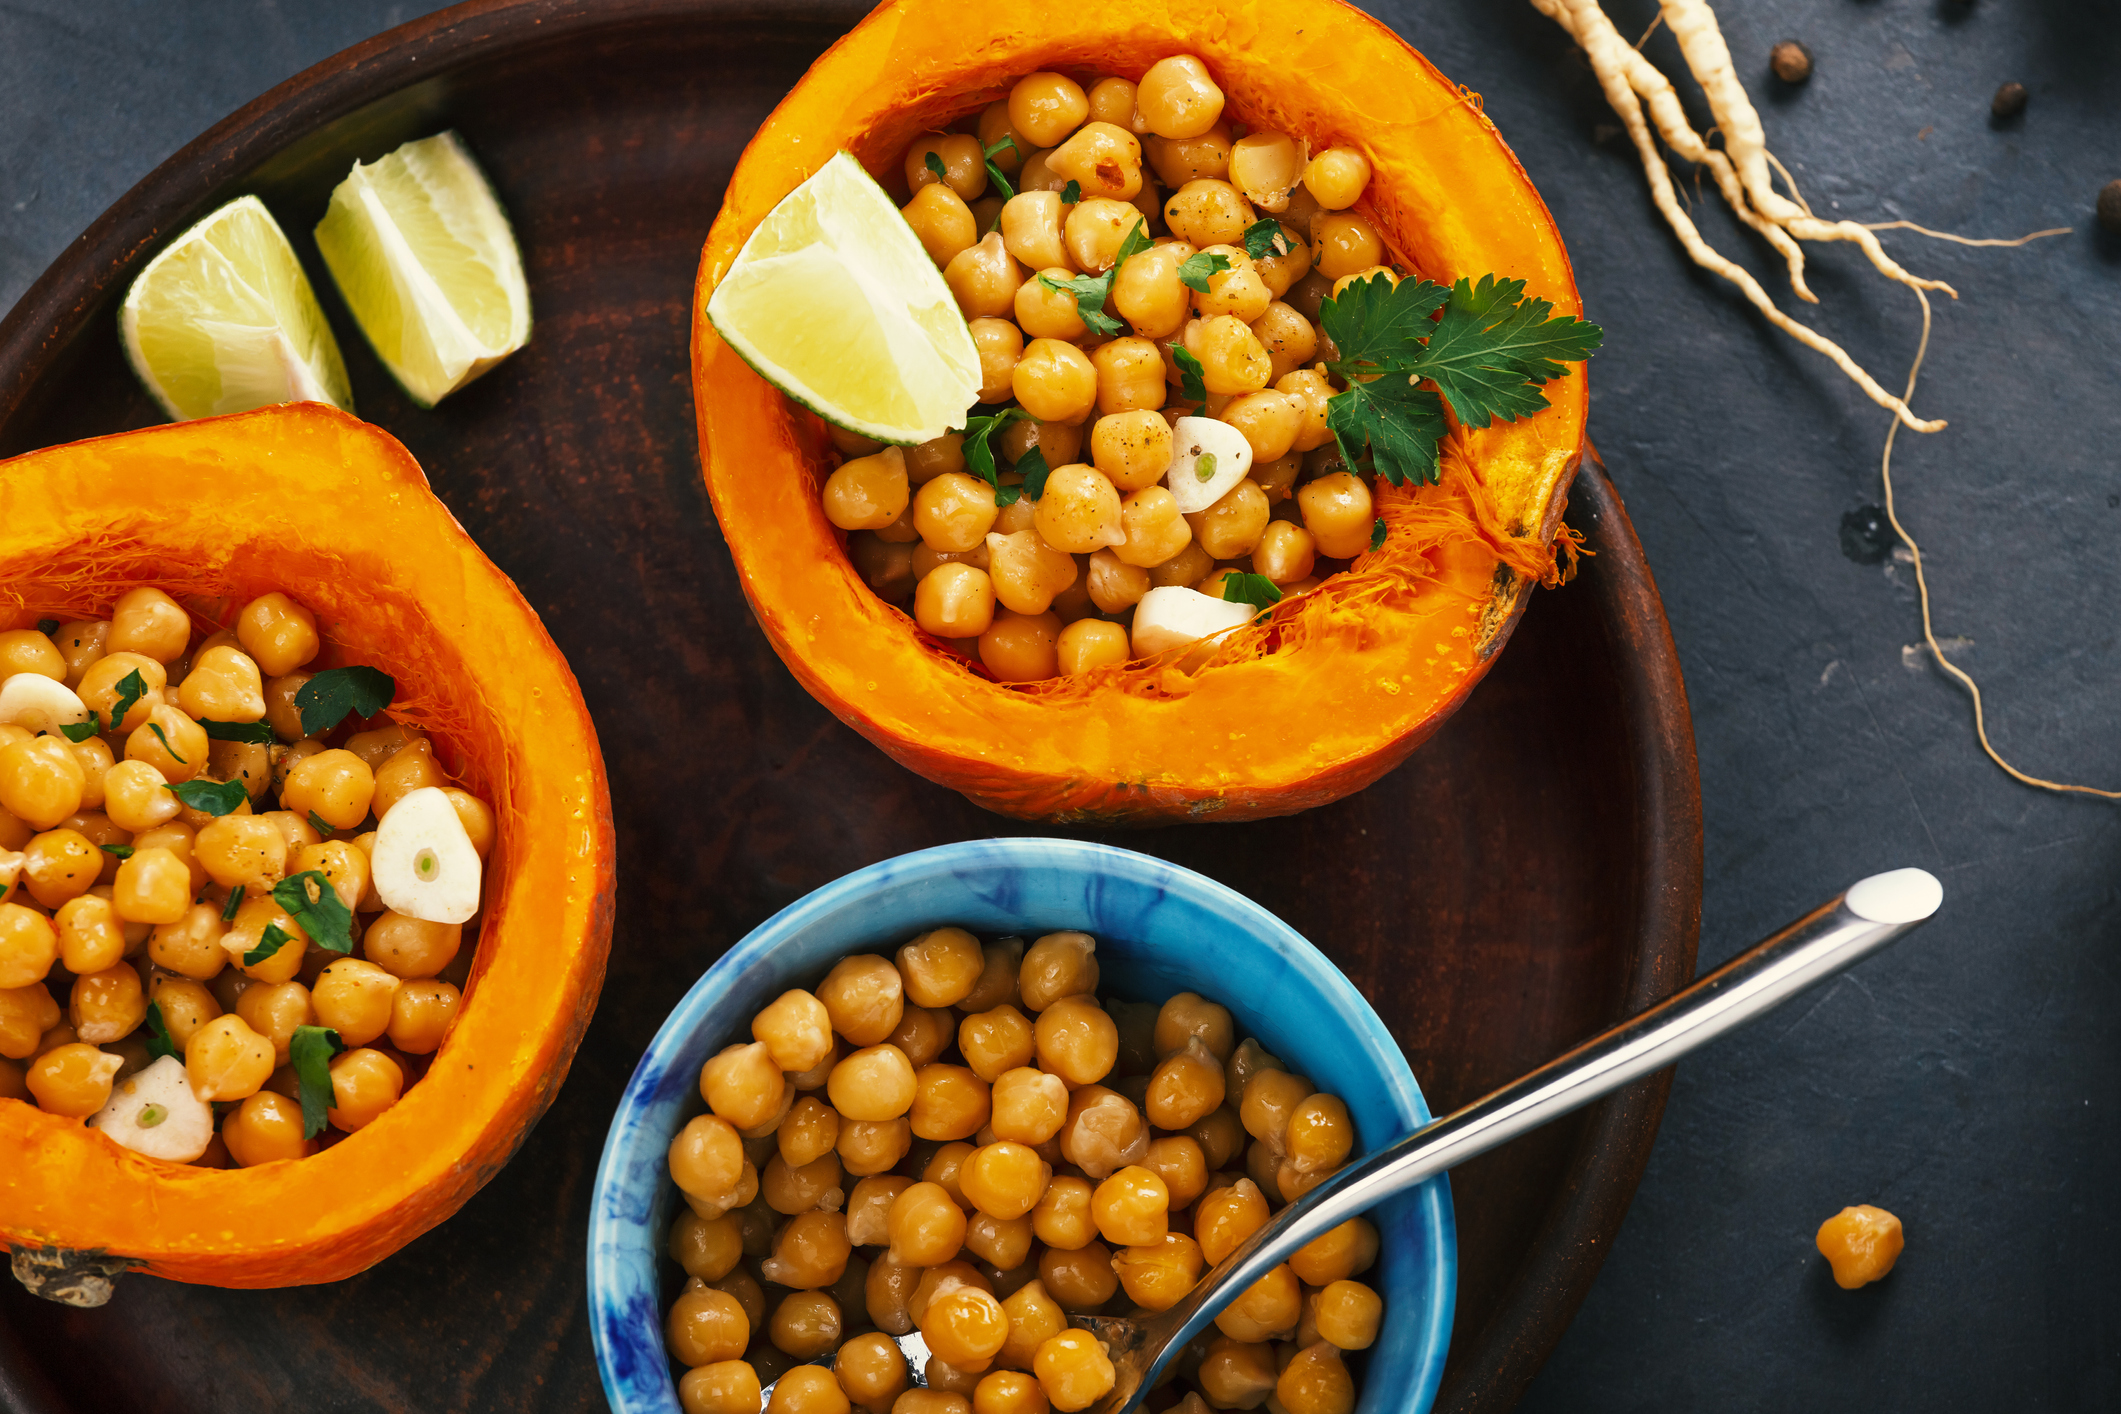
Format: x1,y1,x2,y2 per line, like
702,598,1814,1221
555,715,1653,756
121,195,353,421
707,150,980,445
314,131,531,408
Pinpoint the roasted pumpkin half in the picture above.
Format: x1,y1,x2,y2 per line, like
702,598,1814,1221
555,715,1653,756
694,0,1589,824
0,404,614,1298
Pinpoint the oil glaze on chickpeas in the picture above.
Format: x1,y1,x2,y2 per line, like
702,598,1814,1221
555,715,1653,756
661,927,1386,1412
809,54,1402,684
0,585,493,1164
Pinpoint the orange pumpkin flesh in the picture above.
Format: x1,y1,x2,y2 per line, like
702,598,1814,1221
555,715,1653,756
695,0,1590,823
0,403,615,1291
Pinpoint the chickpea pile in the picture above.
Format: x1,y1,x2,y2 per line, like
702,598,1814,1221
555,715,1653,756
822,56,1398,683
0,588,496,1164
662,929,1385,1414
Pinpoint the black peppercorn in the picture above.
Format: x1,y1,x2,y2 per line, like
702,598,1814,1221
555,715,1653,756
1991,82,2027,119
2099,180,2121,236
1770,41,1813,84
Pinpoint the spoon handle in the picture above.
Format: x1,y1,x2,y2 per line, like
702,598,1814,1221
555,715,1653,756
1152,867,1943,1359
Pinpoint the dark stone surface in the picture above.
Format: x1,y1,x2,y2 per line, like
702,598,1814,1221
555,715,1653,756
1,0,2116,1410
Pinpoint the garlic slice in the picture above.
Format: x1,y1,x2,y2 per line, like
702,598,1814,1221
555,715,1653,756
372,785,483,924
1162,416,1254,514
88,1055,214,1162
0,673,90,737
1131,585,1256,659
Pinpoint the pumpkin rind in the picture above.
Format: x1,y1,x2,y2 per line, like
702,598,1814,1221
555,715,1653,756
0,403,615,1289
694,0,1589,823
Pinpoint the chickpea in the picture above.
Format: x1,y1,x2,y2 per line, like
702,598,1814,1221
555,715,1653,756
361,909,461,982
1195,1177,1272,1265
1194,1337,1276,1409
1082,551,1149,616
969,319,1023,404
1018,932,1098,1011
26,1040,121,1117
767,1366,849,1414
54,893,125,975
1274,1343,1354,1414
0,736,86,831
999,190,1071,273
1009,342,1096,428
1020,465,1117,555
1250,521,1318,586
668,1285,752,1369
366,737,445,822
1181,315,1274,396
914,564,996,641
1212,1262,1302,1343
46,620,106,690
1143,1134,1209,1210
1050,621,1125,676
278,748,376,834
692,1040,783,1134
1006,270,1084,341
1046,122,1143,202
998,417,1084,471
972,1370,1047,1414
1006,72,1088,149
1148,992,1232,1060
1275,369,1335,453
108,845,188,927
1091,247,1187,345
1222,131,1301,212
880,1180,963,1267
148,975,220,1053
1296,472,1375,559
1816,1204,1904,1289
989,1065,1069,1145
0,628,65,681
1163,180,1253,249
834,1332,910,1413
64,960,142,1045
312,957,399,1048
828,1043,917,1123
1087,337,1164,416
1105,1231,1202,1314
1246,307,1317,388
823,448,911,533
121,702,207,785
1311,212,1384,282
895,932,978,1014
1106,488,1185,570
1284,1092,1354,1177
1059,1084,1149,1179
680,1362,763,1414
1303,146,1372,211
1254,227,1314,303
741,992,828,1079
846,1173,914,1247
1082,410,1169,493
1145,1034,1228,1128
1330,265,1398,302
1135,55,1223,140
234,593,320,677
21,828,97,911
1188,479,1272,560
1189,248,1271,325
1310,1279,1383,1350
977,100,1030,173
223,1089,313,1167
104,587,189,664
191,814,287,893
186,1012,276,1101
62,739,115,817
1141,546,1212,595
1088,1164,1170,1247
225,979,312,1066
173,644,267,724
1061,198,1146,275
818,954,905,1047
853,536,916,603
1287,1216,1379,1288
950,1005,1029,1084
1144,124,1232,188
671,1112,747,1204
1029,996,1116,1088
944,232,1023,321
942,1137,1046,1221
981,532,1077,620
918,1283,1009,1372
906,133,987,203
1036,1242,1119,1316
78,653,168,738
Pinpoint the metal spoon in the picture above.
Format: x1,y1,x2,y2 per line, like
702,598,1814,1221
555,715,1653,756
765,867,1942,1411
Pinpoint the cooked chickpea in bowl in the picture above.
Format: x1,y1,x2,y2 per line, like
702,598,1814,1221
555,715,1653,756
825,57,1402,684
590,841,1453,1414
0,587,496,1163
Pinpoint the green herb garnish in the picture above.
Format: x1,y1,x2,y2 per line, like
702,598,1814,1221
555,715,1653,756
1220,572,1285,615
1319,272,1603,486
244,922,295,968
1172,346,1208,404
1016,448,1052,503
960,408,1031,507
222,886,245,922
1241,219,1292,260
1370,517,1388,553
59,721,100,743
199,718,275,745
290,1025,345,1139
105,669,147,734
99,843,133,860
1059,179,1081,205
1177,250,1232,294
273,870,354,954
164,778,247,816
308,811,334,838
294,666,395,737
148,721,186,763
982,137,1018,203
924,151,948,182
1036,218,1153,337
143,1002,180,1061
35,619,59,636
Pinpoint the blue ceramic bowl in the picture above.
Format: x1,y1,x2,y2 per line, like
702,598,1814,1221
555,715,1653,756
589,838,1456,1414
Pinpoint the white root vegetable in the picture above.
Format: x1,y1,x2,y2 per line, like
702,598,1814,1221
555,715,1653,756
89,1056,215,1163
372,786,483,924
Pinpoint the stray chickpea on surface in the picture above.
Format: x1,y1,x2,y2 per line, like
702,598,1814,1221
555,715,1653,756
1815,1203,1903,1289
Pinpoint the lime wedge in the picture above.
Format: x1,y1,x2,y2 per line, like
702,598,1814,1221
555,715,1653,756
314,131,531,408
120,195,354,421
707,150,981,445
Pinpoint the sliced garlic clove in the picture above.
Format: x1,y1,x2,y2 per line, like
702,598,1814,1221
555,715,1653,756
0,673,90,737
372,785,483,924
1131,585,1256,659
88,1055,215,1162
1162,415,1253,514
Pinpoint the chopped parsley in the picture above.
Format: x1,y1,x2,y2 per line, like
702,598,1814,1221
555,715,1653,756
1016,448,1052,503
1177,250,1232,294
243,922,295,968
142,1002,180,1061
59,720,100,743
1370,516,1388,552
308,811,335,838
1036,217,1153,336
924,151,947,182
104,669,147,734
1059,179,1081,205
273,870,354,954
982,137,1018,203
959,409,1054,509
290,1025,345,1139
1172,346,1208,404
1241,219,1293,260
222,886,245,922
148,721,186,763
294,666,395,736
35,619,58,636
99,843,133,860
1220,572,1285,615
164,778,247,816
199,718,275,745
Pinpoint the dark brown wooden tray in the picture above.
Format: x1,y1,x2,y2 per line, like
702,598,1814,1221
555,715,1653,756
0,3,1701,1410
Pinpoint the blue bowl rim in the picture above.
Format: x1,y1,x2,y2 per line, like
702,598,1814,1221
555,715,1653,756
587,837,1456,1413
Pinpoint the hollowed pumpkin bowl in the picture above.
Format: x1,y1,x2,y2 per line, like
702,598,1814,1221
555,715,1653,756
694,0,1589,824
589,837,1455,1414
0,403,616,1296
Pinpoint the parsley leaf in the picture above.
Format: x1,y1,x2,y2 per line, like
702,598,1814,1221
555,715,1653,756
1177,250,1233,294
200,718,275,745
1241,219,1292,260
294,666,395,737
143,1002,180,1061
148,721,186,763
982,137,1018,203
924,151,947,181
35,619,58,636
165,778,248,816
960,408,1032,506
290,1025,345,1139
1016,447,1052,503
1036,217,1152,337
308,811,335,838
1370,517,1388,552
105,669,147,734
99,843,133,859
274,869,355,954
1060,179,1081,205
1317,271,1601,486
1220,573,1284,615
59,721,100,743
1172,346,1208,405
222,886,245,922
244,922,295,968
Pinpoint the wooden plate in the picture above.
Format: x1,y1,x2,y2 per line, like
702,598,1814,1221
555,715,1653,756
0,2,1701,1409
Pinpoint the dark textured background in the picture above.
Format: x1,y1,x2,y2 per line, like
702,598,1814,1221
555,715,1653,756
2,0,2116,1408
